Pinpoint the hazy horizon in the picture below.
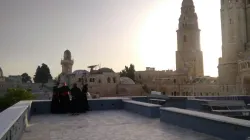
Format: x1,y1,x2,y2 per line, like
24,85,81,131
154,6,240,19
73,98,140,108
0,0,221,78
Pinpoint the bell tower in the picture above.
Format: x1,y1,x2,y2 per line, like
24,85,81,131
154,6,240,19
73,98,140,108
176,0,204,78
218,0,247,85
61,50,74,74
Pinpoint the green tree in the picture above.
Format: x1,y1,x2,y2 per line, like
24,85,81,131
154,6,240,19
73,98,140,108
0,88,35,111
21,73,32,83
33,63,52,83
120,64,135,81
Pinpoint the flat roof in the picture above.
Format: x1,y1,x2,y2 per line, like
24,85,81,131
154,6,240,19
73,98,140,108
21,110,222,140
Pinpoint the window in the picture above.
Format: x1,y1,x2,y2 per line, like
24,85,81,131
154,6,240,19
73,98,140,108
184,35,187,42
98,79,101,83
248,0,250,4
139,75,141,79
113,77,116,83
89,78,95,82
229,19,232,24
107,77,111,83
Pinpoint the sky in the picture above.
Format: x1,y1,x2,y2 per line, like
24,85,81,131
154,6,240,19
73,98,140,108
0,0,221,78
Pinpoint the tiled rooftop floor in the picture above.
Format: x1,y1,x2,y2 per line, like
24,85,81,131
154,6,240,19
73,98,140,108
21,110,222,140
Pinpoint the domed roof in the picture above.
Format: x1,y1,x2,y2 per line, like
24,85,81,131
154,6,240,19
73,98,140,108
72,70,89,75
97,67,114,73
64,50,71,60
64,49,71,54
182,0,194,7
120,77,135,85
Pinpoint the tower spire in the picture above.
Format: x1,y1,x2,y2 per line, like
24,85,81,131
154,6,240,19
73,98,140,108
176,0,204,77
181,0,194,7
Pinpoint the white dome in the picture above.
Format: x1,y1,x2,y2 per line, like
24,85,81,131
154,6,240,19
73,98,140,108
120,77,135,85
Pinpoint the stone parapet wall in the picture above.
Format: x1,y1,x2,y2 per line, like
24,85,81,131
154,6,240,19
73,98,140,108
160,107,250,140
0,101,32,140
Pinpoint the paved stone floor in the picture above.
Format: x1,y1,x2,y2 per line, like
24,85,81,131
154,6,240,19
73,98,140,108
21,110,222,140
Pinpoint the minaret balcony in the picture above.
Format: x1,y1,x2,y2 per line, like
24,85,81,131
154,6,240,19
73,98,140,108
61,59,74,65
238,60,250,72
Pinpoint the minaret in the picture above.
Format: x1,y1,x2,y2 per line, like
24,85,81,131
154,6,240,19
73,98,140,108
61,50,74,74
176,0,204,78
218,0,247,85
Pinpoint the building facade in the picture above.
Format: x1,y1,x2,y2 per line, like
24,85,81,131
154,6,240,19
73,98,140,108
176,0,204,78
218,0,250,95
58,50,145,97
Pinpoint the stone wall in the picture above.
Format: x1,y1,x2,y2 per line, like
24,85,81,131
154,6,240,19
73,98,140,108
86,84,145,97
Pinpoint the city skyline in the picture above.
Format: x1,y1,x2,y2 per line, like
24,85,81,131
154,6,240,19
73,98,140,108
0,0,221,78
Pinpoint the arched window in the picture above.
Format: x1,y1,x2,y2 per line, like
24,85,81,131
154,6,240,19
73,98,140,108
184,35,187,42
98,79,101,83
107,77,111,83
113,77,116,83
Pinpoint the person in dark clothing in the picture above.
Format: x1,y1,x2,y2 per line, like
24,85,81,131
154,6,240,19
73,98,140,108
59,83,70,113
70,83,81,115
51,82,60,114
81,84,90,112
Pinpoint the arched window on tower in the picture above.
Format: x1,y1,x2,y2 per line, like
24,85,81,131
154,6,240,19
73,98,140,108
184,35,187,42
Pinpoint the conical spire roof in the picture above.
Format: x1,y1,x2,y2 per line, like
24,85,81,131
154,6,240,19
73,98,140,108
182,0,194,7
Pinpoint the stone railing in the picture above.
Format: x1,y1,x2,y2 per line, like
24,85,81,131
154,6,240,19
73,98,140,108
160,107,250,140
238,60,250,72
0,101,32,140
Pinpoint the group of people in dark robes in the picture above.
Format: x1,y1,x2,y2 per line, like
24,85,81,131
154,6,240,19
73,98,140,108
51,82,89,115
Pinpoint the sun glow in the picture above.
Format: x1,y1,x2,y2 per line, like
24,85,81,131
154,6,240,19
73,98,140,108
137,0,221,77
137,1,180,71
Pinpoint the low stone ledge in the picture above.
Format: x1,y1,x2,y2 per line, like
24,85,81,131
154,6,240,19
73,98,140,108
123,99,160,118
0,101,31,140
88,98,124,110
160,107,250,140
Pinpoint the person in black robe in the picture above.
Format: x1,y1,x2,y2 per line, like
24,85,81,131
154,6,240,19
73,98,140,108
51,82,60,114
81,84,90,112
70,83,81,115
59,83,70,113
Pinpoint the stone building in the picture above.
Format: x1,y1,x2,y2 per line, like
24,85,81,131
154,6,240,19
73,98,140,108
135,0,223,96
218,0,250,95
176,0,204,79
58,50,145,97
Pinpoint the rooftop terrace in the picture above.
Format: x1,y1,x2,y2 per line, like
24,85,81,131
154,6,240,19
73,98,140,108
21,110,221,140
1,96,250,140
